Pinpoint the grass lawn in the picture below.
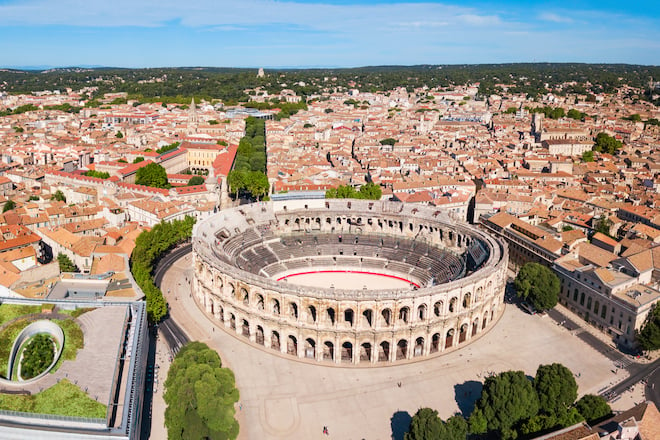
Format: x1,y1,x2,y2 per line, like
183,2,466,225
0,379,106,418
58,307,96,318
0,318,32,379
0,304,41,325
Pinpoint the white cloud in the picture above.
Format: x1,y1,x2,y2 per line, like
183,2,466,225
538,12,574,24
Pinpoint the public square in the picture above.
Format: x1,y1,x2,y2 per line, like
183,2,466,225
155,253,622,440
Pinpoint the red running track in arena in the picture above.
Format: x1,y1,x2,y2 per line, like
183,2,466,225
276,270,421,289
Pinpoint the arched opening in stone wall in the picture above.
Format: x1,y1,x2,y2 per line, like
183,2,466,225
431,333,440,353
414,337,424,357
307,305,317,323
230,313,236,331
472,319,479,336
242,319,250,337
362,309,373,327
433,301,443,317
344,309,354,327
360,343,372,362
272,299,280,315
326,308,336,325
445,329,454,349
241,288,249,305
449,297,458,313
396,339,408,360
256,294,264,310
256,326,264,345
287,335,298,356
289,302,298,319
341,342,353,363
381,308,392,326
398,307,409,324
482,312,489,329
323,341,334,361
271,331,280,351
304,338,316,359
417,304,427,321
463,293,471,308
378,341,390,362
459,323,468,343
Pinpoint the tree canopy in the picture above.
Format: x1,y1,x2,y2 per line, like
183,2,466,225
57,253,79,273
405,408,467,440
2,200,16,213
534,363,578,418
164,342,240,440
51,190,66,203
514,262,560,311
83,170,111,179
593,132,622,154
135,163,169,189
471,370,539,438
575,394,612,423
188,175,205,186
325,182,382,200
637,303,660,351
130,216,195,322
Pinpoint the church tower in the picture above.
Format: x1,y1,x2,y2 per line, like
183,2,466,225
188,97,199,134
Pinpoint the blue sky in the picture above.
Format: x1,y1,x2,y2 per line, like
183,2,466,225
0,0,658,68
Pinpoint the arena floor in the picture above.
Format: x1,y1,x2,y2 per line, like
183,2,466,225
275,270,417,290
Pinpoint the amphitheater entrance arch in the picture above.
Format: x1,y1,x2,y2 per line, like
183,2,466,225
272,299,280,315
307,305,317,323
256,326,265,345
323,341,334,361
417,304,427,321
341,342,353,363
472,319,479,336
463,293,471,308
241,319,250,337
414,337,424,357
445,329,454,349
396,339,408,360
271,331,281,351
398,307,409,324
431,333,441,353
449,297,457,313
256,294,264,310
287,335,298,356
360,342,372,363
459,323,468,343
229,313,236,331
304,338,316,359
344,308,354,327
482,312,489,329
378,341,390,362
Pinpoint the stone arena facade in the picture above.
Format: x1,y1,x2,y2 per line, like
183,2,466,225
192,199,508,365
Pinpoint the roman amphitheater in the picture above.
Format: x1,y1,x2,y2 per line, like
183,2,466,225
192,199,508,365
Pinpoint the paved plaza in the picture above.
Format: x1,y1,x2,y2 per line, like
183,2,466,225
160,254,623,440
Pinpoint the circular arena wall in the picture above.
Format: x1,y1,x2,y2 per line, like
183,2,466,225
192,199,508,365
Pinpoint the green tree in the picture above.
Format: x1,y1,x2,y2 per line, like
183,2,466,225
380,138,397,146
2,200,16,213
164,342,239,440
57,253,79,273
83,170,111,179
593,132,622,154
575,394,612,423
20,334,55,379
534,363,578,417
188,175,205,186
472,370,539,439
593,215,613,237
637,304,660,351
135,163,169,188
115,131,123,138
582,150,594,162
567,109,585,120
514,262,560,311
133,156,144,164
405,408,467,440
156,141,180,154
358,182,382,200
51,190,66,203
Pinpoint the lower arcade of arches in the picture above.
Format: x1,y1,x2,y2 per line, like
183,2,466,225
199,294,500,364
